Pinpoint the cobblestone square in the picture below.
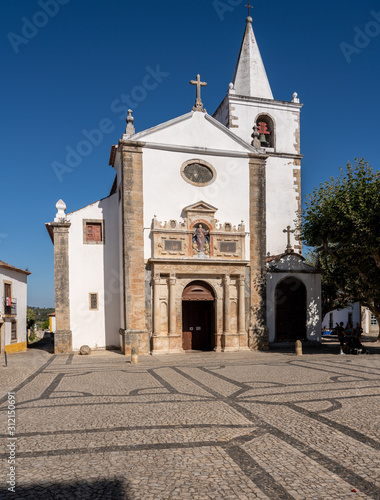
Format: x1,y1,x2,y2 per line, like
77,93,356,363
1,346,379,499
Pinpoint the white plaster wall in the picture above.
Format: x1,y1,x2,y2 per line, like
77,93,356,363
266,156,300,255
267,272,322,343
142,148,250,259
0,269,28,345
68,194,120,350
322,303,361,330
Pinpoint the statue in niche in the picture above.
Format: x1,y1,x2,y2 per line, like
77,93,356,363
192,224,210,253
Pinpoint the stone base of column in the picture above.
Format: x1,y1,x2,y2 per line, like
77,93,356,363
151,335,170,354
120,329,149,355
239,331,250,350
54,330,72,354
168,335,183,353
221,333,240,352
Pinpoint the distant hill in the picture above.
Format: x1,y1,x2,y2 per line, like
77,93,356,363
27,306,55,324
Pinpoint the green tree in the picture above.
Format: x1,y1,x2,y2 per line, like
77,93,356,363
300,159,380,338
27,307,36,330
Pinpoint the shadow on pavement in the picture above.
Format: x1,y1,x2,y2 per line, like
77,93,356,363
269,333,380,355
28,332,54,354
0,478,129,499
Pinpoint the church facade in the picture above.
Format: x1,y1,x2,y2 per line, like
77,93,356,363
47,16,321,355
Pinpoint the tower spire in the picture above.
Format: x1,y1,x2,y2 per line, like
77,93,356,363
231,14,273,99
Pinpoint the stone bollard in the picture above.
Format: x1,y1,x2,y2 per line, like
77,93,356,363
131,347,138,364
295,340,303,356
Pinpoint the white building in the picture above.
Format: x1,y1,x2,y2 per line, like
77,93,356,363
322,303,361,331
0,260,30,354
46,15,321,354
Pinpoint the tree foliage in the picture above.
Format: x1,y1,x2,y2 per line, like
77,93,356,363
300,159,380,335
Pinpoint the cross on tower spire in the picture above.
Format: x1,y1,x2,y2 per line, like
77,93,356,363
245,2,253,17
190,74,207,113
283,225,295,254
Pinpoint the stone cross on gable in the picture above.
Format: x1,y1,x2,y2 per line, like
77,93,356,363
190,74,207,113
283,225,295,254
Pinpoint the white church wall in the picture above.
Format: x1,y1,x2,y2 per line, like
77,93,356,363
266,156,300,255
68,194,120,351
267,272,322,343
142,148,250,260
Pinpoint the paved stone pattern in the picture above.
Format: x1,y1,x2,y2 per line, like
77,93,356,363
0,350,379,499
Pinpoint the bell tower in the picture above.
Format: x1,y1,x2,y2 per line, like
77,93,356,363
213,14,303,256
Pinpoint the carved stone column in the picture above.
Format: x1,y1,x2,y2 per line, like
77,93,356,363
168,274,182,353
152,276,161,337
168,275,176,335
238,275,249,350
223,275,231,335
238,275,246,334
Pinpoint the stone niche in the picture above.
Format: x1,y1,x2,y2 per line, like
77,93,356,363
151,201,246,260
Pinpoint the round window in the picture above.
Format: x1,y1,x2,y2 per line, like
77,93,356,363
181,160,216,187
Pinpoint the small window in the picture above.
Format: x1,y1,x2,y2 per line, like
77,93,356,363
89,293,98,311
83,220,104,244
371,314,378,325
11,321,17,342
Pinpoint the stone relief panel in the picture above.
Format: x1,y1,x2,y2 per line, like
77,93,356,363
151,201,247,261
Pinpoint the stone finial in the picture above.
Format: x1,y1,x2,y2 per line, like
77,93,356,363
125,109,135,135
251,124,261,149
292,92,300,103
54,199,67,222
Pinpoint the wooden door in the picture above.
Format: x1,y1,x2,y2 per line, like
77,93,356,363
182,301,212,351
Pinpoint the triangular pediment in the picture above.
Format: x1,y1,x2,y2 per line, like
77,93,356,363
182,201,218,216
127,111,260,154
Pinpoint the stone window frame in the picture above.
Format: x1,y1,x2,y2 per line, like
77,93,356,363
180,159,217,187
83,219,105,245
89,293,99,311
255,113,276,151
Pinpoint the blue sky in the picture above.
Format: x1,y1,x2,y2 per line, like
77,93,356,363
1,0,380,307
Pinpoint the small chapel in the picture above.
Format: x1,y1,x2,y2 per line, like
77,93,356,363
46,13,321,355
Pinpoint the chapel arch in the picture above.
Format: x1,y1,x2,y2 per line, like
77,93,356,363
275,276,306,341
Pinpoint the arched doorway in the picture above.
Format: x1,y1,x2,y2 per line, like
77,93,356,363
275,277,307,341
182,281,215,351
